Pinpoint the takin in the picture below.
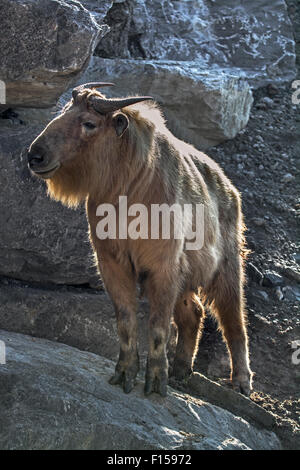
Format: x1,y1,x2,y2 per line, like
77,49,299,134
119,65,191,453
27,82,253,397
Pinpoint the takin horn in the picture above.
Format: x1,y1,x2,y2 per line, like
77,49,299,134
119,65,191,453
91,96,154,115
72,82,115,100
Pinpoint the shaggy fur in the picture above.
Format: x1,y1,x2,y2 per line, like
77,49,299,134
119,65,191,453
28,88,253,396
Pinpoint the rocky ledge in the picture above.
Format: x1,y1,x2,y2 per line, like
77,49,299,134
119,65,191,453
0,330,281,450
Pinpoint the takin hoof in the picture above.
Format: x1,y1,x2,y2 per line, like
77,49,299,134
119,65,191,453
109,371,136,394
109,356,139,394
231,371,253,397
144,374,168,397
144,362,168,397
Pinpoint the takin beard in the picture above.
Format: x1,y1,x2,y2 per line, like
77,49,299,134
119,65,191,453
45,136,120,208
46,159,94,208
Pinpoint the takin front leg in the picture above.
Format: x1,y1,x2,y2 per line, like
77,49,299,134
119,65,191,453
98,253,139,394
172,291,205,380
144,270,179,397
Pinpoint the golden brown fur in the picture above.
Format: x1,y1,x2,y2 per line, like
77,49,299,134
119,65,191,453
28,88,253,396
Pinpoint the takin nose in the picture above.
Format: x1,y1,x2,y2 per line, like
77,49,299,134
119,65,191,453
27,148,46,169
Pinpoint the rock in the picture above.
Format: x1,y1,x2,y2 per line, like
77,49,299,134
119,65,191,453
0,123,98,286
1,280,299,450
257,290,269,302
283,286,300,302
246,237,256,251
252,217,266,227
0,0,109,108
95,0,133,59
256,101,268,111
7,107,57,127
0,108,23,125
267,84,279,96
0,330,281,450
275,287,284,301
76,57,253,149
95,0,296,88
262,97,275,106
256,99,275,111
186,373,275,427
262,271,284,288
185,373,300,451
0,280,128,362
282,173,295,182
247,263,263,285
283,267,300,284
80,0,113,24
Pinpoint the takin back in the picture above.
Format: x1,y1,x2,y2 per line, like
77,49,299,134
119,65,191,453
28,82,252,397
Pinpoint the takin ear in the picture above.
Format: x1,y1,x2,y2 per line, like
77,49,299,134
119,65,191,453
112,113,129,137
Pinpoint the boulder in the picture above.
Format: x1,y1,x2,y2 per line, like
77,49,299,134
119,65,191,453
0,0,110,108
78,57,254,149
1,279,299,436
1,281,300,449
0,330,281,450
0,122,98,285
96,0,297,87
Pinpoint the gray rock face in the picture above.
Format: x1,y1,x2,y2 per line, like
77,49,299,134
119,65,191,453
0,281,120,361
0,0,109,108
0,330,281,450
96,0,296,87
78,57,254,149
81,0,113,24
0,123,98,285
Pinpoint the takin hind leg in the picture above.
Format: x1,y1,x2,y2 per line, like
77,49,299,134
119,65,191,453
171,291,205,380
207,262,252,396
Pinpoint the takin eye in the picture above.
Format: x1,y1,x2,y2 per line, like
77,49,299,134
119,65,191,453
83,121,96,130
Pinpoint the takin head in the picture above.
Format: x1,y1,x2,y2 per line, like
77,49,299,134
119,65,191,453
27,82,153,207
